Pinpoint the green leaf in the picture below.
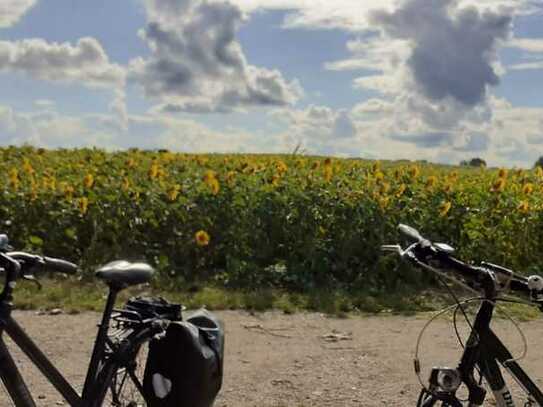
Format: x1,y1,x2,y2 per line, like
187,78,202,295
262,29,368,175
64,227,77,240
29,235,43,246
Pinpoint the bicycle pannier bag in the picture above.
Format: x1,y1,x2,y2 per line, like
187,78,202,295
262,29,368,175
142,309,224,407
125,296,183,321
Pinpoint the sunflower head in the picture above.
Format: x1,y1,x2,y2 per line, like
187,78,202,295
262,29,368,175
195,230,211,247
439,201,452,217
409,166,420,179
78,197,89,215
425,176,438,189
522,183,534,195
167,184,181,201
83,173,95,189
492,178,506,193
517,200,530,213
396,183,407,198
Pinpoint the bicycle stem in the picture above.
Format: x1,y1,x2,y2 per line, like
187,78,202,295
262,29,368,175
0,253,21,305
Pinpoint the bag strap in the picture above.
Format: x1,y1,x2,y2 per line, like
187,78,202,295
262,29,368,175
199,328,224,377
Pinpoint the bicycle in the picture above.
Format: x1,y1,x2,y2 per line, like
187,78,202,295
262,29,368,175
383,224,543,407
0,233,175,406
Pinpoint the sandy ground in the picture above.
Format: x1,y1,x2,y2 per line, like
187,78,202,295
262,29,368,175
1,310,543,406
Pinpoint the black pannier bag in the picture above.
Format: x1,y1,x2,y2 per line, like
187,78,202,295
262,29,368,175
142,309,225,407
125,297,183,321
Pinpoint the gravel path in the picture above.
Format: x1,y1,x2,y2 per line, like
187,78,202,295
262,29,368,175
1,310,543,406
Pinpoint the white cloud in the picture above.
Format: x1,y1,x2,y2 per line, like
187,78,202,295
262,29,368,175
315,0,520,163
0,0,37,28
0,100,288,154
325,37,410,73
109,89,129,131
143,116,276,153
0,104,117,148
351,99,394,117
269,105,360,155
506,37,543,71
354,74,405,95
0,36,130,128
224,0,533,31
0,37,125,88
508,38,543,53
218,0,536,166
131,0,303,113
33,99,55,110
370,0,512,107
509,61,543,70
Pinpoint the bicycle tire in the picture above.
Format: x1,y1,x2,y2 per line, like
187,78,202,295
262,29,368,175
103,343,148,407
100,320,162,407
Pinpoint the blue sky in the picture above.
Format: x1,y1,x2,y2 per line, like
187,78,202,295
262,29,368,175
0,0,541,166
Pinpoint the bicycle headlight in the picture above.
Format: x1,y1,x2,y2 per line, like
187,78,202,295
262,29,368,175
528,275,543,292
436,368,462,393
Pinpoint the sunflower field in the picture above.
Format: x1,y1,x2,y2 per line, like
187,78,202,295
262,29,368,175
1,145,543,293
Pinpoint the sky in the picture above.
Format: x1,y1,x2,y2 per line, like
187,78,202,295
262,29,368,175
0,0,542,167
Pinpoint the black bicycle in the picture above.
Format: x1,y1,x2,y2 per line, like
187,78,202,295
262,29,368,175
0,234,175,406
383,224,543,407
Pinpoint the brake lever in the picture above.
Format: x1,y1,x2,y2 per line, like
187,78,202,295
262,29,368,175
22,274,42,290
381,245,402,254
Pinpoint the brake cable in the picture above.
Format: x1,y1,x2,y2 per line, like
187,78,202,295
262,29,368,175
414,297,484,391
415,280,530,402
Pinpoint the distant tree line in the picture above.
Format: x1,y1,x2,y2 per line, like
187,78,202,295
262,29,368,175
460,158,487,167
460,156,543,168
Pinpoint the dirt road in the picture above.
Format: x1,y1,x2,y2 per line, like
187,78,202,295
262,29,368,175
2,310,543,406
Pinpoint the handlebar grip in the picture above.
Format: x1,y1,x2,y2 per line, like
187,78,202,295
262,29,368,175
43,257,78,275
398,224,423,242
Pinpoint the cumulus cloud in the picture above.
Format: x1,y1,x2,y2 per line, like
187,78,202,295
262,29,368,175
508,37,543,53
224,0,532,31
0,103,118,148
318,0,522,161
275,105,357,139
506,37,543,71
454,131,491,152
0,37,125,88
371,0,512,107
351,99,394,117
269,105,360,155
509,61,543,70
0,99,292,154
108,89,129,131
131,0,302,113
133,115,281,153
0,0,37,28
390,132,453,149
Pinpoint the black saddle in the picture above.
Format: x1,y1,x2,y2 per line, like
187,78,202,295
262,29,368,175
96,260,154,289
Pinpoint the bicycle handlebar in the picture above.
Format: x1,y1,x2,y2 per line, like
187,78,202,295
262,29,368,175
42,256,78,275
0,240,79,302
5,252,78,275
386,224,536,300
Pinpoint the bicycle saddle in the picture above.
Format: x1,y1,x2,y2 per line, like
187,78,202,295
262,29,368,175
96,260,154,288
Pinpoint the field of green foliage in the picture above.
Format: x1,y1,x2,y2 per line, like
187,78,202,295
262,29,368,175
1,146,542,300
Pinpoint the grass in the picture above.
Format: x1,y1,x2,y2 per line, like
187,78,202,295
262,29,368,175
11,278,543,321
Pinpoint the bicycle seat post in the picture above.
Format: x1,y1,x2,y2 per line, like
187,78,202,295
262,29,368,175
82,285,120,400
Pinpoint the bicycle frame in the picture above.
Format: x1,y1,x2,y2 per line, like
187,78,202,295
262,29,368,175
386,224,543,406
0,286,132,407
421,295,543,406
460,300,543,406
